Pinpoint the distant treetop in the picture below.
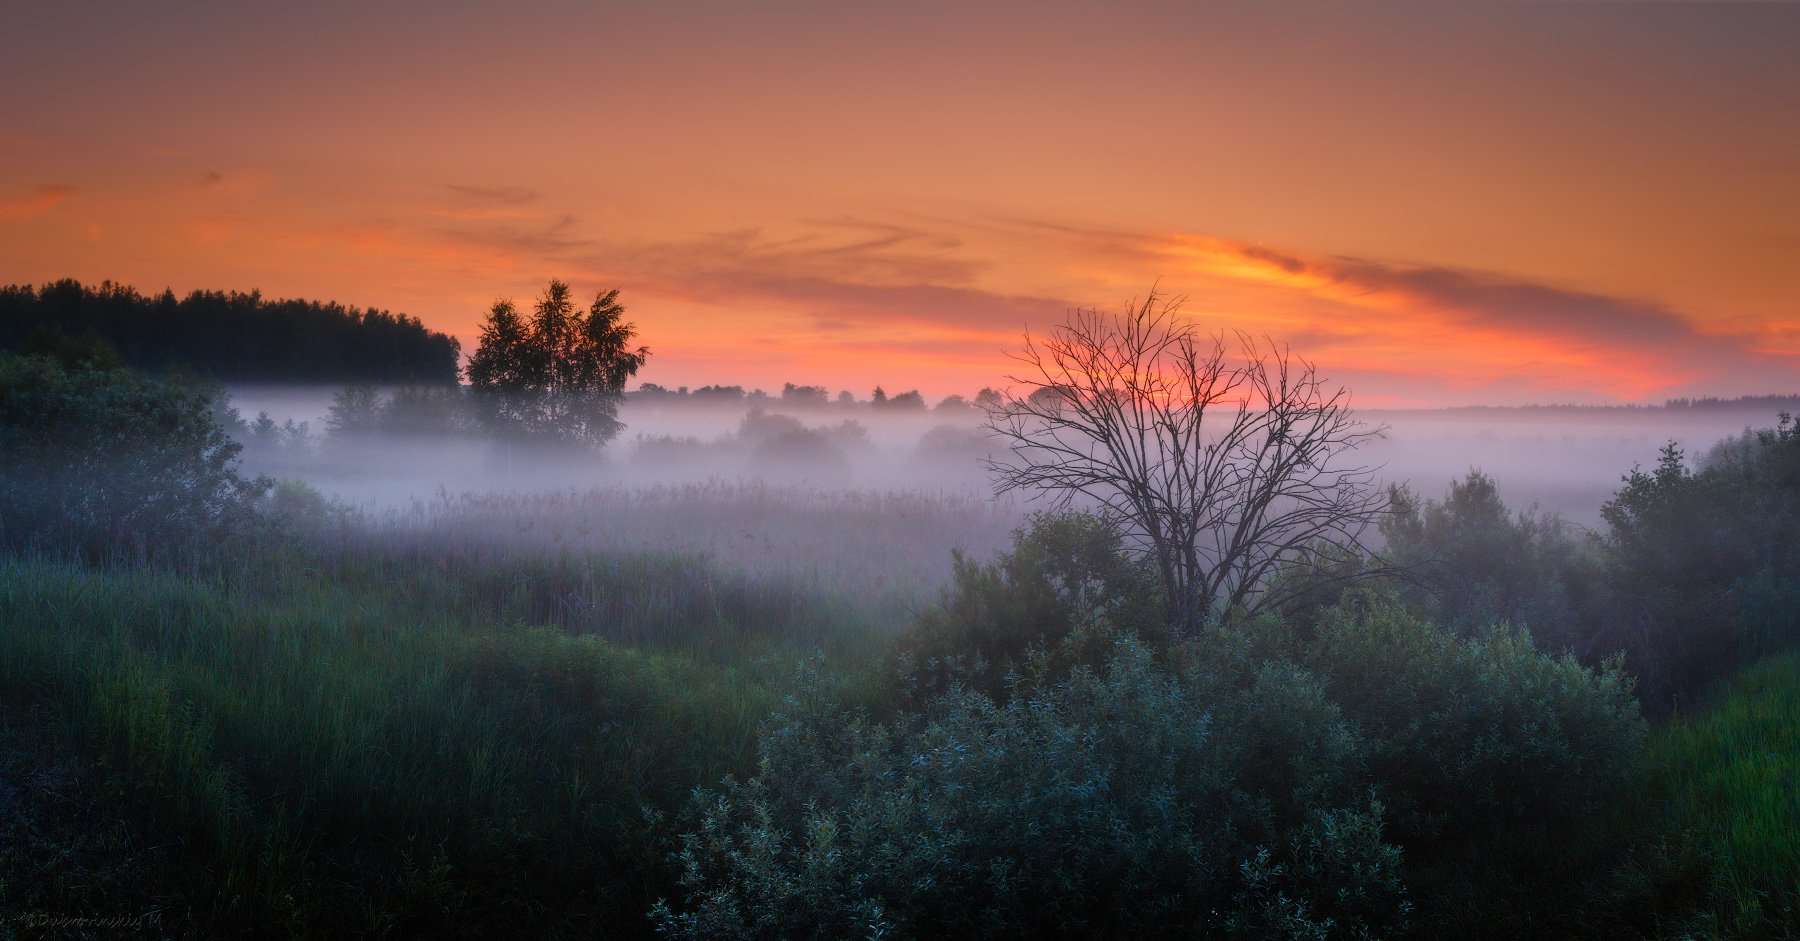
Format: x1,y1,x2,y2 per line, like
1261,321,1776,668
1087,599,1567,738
0,279,461,384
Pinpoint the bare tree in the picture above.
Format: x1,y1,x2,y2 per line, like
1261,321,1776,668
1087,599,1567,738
982,291,1388,633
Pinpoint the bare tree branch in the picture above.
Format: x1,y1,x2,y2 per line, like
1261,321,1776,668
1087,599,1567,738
981,290,1389,633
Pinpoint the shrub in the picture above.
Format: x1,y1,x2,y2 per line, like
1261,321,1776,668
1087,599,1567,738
0,352,269,559
663,566,1644,939
1602,417,1800,703
1381,471,1606,652
653,641,1410,940
889,510,1163,702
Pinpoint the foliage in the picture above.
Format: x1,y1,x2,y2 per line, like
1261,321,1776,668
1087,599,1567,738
466,280,649,449
659,587,1647,939
1381,471,1606,651
1601,417,1800,703
0,522,884,937
1288,600,1645,851
654,639,1410,940
0,278,460,383
325,382,385,436
984,290,1388,633
890,510,1162,702
1645,649,1800,938
0,352,270,559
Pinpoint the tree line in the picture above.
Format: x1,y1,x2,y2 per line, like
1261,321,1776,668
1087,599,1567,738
0,279,461,384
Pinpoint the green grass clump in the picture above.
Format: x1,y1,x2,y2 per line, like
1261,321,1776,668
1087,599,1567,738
0,552,827,936
1651,651,1800,938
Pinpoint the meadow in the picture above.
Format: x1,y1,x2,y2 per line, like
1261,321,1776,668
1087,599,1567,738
3,361,1798,938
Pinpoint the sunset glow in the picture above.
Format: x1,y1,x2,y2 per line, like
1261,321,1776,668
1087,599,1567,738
4,0,1796,405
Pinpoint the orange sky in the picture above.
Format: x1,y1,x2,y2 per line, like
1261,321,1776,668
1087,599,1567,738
3,0,1796,405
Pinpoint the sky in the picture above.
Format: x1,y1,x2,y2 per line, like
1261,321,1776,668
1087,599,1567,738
3,0,1797,406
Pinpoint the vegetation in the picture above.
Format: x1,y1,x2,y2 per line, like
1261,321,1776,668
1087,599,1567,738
983,291,1388,632
2,304,1798,938
467,280,649,449
1646,650,1800,938
0,279,460,384
1602,418,1800,703
0,351,269,560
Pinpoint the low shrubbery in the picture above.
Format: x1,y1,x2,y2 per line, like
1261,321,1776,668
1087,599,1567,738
1603,418,1800,703
0,351,269,560
889,510,1163,703
656,554,1647,938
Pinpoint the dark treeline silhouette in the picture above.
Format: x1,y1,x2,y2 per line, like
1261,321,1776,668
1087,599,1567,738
0,279,460,383
1365,395,1800,418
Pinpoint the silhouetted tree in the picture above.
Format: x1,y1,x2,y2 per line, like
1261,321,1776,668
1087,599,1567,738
984,290,1387,634
325,383,384,437
692,385,746,402
466,281,649,449
885,390,927,410
1600,416,1800,702
781,383,830,407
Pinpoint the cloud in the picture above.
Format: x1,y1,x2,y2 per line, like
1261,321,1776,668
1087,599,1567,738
438,184,541,206
193,168,275,193
436,211,589,257
0,183,74,220
588,219,1074,338
1147,234,1792,401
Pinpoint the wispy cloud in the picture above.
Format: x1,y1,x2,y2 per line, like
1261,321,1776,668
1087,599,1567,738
1146,234,1790,400
439,184,541,206
0,183,74,220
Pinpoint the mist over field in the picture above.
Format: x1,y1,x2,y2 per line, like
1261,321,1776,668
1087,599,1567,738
231,383,1784,528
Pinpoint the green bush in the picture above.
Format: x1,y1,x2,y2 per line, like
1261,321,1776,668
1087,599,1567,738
1603,417,1800,703
654,640,1409,940
0,352,268,559
1381,471,1606,652
889,510,1163,702
657,583,1650,939
1294,599,1645,849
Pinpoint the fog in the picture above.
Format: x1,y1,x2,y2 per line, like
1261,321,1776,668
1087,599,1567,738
227,385,1790,594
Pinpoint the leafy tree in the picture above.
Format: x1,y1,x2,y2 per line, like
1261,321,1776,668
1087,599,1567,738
465,280,649,449
692,384,746,402
780,383,830,407
884,389,927,410
1381,471,1604,650
1601,418,1800,702
324,383,384,437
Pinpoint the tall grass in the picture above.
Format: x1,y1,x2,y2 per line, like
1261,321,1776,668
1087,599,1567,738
1649,651,1800,938
0,545,868,936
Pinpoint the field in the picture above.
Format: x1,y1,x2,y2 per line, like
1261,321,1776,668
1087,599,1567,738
4,388,1798,937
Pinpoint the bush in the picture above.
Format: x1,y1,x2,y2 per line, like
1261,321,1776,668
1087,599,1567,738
653,641,1409,940
889,510,1163,702
0,352,269,559
658,593,1650,938
1602,417,1800,704
1381,471,1605,652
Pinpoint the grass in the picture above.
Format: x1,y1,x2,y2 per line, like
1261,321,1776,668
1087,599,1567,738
1647,651,1800,938
0,534,888,937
